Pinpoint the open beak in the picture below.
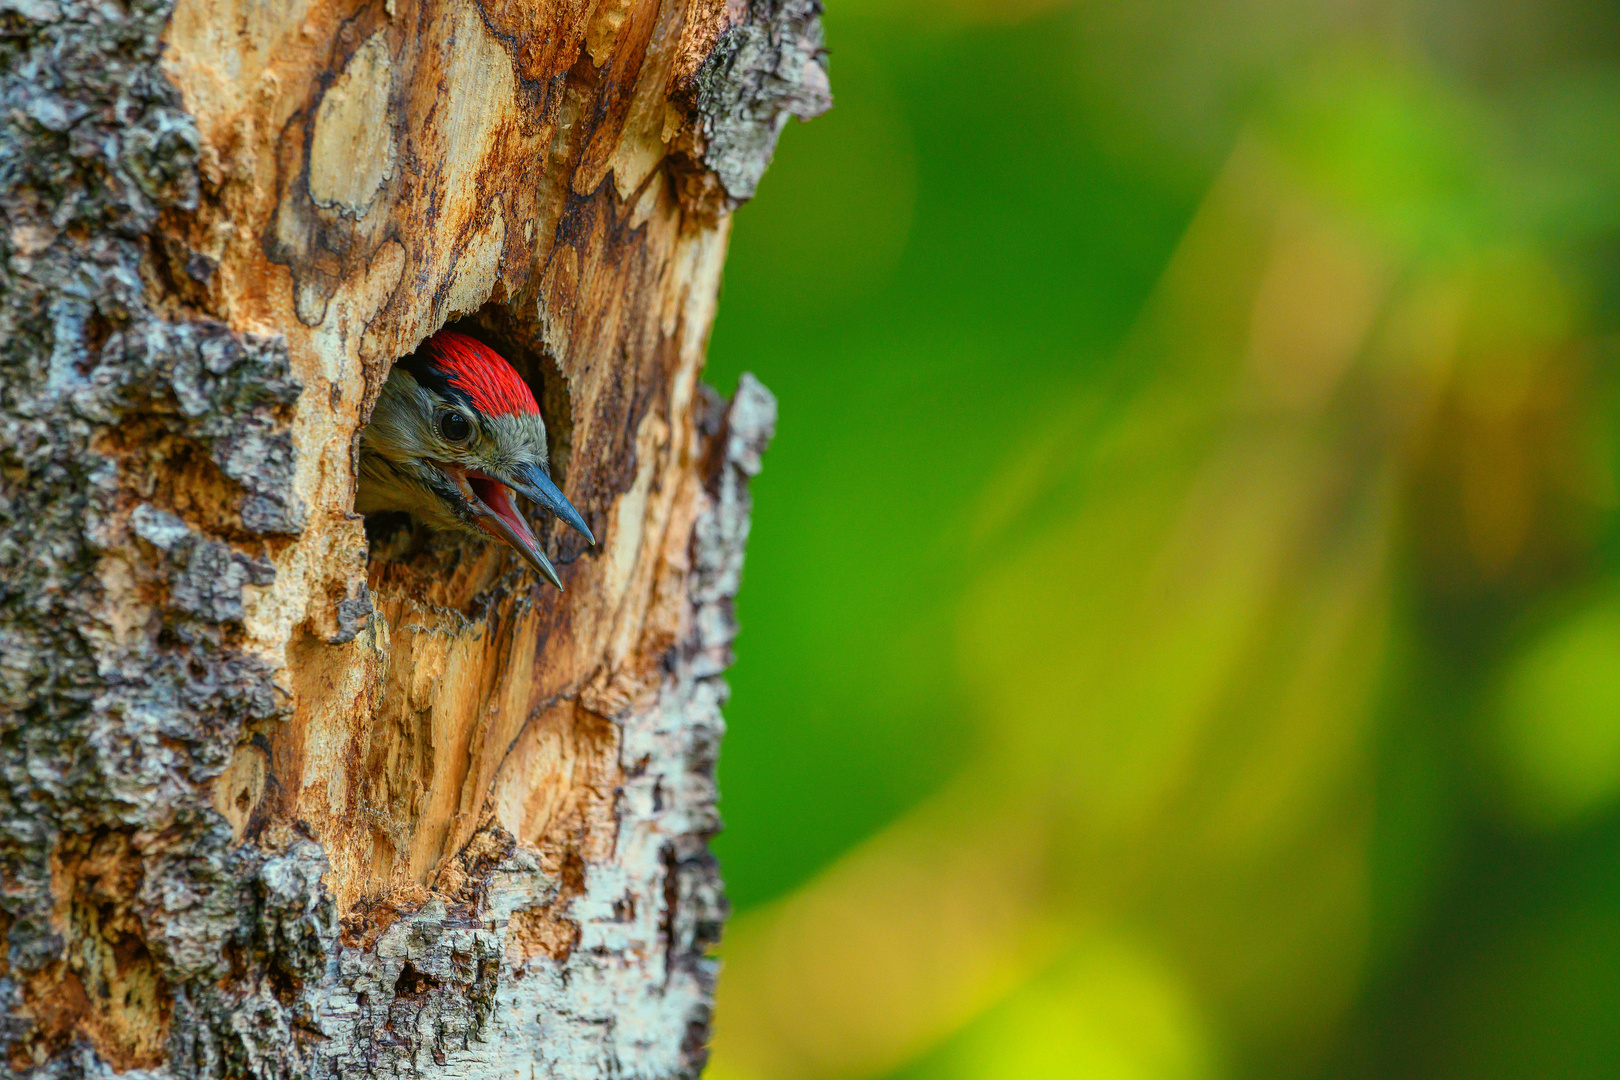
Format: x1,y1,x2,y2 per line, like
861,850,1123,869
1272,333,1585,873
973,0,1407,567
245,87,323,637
436,463,592,590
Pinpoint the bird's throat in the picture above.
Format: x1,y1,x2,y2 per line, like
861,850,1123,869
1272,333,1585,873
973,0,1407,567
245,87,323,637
466,472,534,547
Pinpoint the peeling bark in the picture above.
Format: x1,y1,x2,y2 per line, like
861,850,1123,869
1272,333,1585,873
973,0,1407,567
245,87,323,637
0,0,816,1072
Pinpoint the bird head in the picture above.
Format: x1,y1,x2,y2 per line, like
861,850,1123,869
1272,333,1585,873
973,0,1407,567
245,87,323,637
356,329,593,589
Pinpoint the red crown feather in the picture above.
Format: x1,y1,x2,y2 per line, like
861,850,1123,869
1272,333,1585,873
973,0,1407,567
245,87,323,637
425,330,540,417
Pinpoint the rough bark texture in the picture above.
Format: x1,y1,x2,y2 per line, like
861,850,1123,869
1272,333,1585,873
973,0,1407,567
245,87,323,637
0,0,821,1073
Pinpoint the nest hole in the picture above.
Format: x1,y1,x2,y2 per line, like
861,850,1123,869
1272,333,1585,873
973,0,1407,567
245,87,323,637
358,304,578,607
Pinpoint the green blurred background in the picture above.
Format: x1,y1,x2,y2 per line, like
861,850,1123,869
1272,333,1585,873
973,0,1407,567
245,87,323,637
699,1,1620,1077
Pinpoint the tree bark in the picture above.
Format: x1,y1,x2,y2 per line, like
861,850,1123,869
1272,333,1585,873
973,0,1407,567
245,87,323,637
0,0,826,1075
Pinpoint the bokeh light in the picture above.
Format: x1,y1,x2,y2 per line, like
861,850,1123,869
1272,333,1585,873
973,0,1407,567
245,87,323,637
702,1,1620,1077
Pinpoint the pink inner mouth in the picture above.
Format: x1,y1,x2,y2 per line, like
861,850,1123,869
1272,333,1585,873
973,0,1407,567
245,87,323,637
466,470,536,545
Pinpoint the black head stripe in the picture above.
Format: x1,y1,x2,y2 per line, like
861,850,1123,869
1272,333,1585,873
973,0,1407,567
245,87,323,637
398,343,474,412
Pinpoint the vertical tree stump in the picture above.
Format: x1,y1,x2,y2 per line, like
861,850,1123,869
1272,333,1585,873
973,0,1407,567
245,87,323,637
0,0,827,1074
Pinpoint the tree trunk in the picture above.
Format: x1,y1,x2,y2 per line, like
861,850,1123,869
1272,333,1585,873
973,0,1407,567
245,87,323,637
0,0,826,1074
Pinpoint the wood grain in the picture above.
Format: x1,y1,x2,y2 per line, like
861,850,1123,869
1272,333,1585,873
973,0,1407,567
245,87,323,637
0,0,822,1072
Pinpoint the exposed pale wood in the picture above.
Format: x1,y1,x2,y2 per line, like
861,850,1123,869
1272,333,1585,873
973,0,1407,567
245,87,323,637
0,0,823,1073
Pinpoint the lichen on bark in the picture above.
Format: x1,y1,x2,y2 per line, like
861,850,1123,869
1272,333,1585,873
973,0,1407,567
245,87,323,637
694,0,833,202
0,0,803,1072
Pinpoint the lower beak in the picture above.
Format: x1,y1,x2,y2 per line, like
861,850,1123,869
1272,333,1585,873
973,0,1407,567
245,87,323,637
440,465,565,590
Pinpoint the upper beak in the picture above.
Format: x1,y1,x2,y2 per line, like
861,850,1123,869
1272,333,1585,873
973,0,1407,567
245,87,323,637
509,463,595,547
435,463,593,591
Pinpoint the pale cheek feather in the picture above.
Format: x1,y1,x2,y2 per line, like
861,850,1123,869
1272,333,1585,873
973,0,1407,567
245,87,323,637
355,374,460,529
354,458,473,535
361,373,440,464
484,412,551,473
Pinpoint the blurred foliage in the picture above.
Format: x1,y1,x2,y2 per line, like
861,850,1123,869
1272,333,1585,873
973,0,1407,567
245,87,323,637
700,0,1620,1077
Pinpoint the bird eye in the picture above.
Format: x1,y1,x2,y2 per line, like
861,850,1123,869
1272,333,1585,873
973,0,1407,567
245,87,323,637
438,410,471,443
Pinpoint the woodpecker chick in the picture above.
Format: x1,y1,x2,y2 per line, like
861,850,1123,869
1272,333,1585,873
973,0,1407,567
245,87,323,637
356,329,593,589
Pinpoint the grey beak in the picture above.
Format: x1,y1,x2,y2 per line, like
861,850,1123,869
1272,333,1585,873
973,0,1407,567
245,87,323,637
440,464,566,590
512,464,595,546
478,499,565,591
